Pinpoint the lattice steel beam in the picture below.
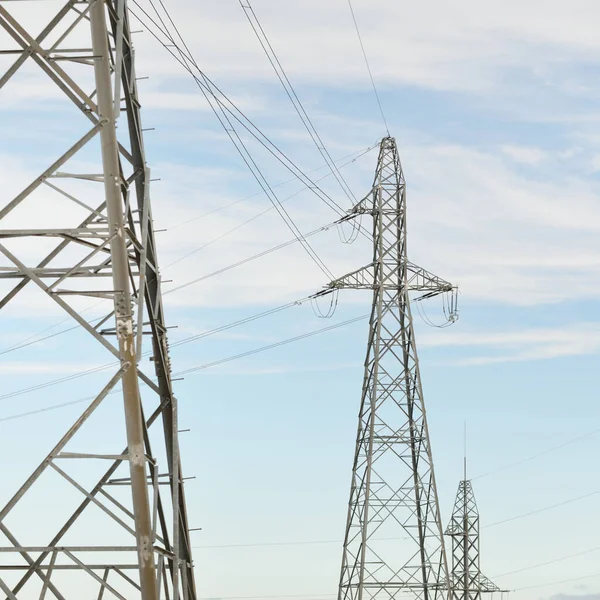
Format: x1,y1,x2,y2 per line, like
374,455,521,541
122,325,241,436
328,137,457,600
0,1,196,598
445,476,504,600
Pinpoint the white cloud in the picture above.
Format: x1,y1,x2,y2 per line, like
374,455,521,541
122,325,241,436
501,145,548,165
151,134,600,309
421,322,600,365
3,0,600,117
548,595,600,600
193,361,360,377
0,362,104,375
2,121,600,316
124,0,600,97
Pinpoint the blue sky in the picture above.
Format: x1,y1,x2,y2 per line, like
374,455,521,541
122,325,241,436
1,0,600,598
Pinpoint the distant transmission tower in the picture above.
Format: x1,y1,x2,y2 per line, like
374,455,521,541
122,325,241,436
322,136,458,600
445,459,503,600
0,1,195,598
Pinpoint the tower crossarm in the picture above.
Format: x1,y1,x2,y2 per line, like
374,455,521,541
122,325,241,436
473,574,502,593
318,261,454,296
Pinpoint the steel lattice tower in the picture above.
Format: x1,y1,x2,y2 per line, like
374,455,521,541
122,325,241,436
326,136,456,600
445,468,502,600
0,1,196,598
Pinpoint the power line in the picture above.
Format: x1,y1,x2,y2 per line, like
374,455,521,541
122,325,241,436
0,300,109,357
239,0,356,204
0,322,80,357
129,1,371,244
197,595,335,600
193,539,341,550
1,146,376,360
0,233,319,360
139,2,332,280
0,304,364,411
0,3,380,386
0,396,100,423
165,221,338,296
168,490,600,551
484,489,600,528
515,570,600,591
346,0,389,135
473,426,600,480
0,311,362,422
493,545,600,578
0,361,117,402
0,298,305,403
169,298,312,349
189,539,600,597
191,538,600,584
6,296,600,492
0,299,306,402
0,140,375,360
176,315,367,376
166,144,377,232
145,0,338,276
163,145,375,271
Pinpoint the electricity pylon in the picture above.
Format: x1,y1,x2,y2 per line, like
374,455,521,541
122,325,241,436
0,1,196,598
445,462,503,600
321,136,457,600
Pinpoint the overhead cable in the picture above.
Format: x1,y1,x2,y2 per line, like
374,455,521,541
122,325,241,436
0,309,365,420
239,0,356,203
167,143,377,232
0,300,108,357
484,489,600,528
515,570,600,592
165,222,338,296
0,139,376,360
139,2,333,280
194,490,600,551
473,426,600,480
176,314,367,376
346,0,390,135
169,298,312,349
0,322,81,357
164,145,375,271
493,545,600,578
0,361,117,402
0,214,341,359
195,595,334,600
128,1,372,244
0,396,101,423
0,297,311,401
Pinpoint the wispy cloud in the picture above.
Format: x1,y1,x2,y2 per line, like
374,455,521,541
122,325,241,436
421,323,600,365
501,145,549,165
184,361,360,377
548,595,600,600
0,362,104,376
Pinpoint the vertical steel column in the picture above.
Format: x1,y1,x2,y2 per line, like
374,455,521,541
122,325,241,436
89,1,158,598
463,482,468,599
